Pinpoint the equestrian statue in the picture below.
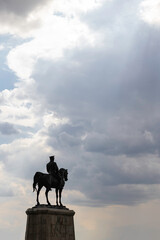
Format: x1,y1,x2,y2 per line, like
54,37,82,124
33,156,68,207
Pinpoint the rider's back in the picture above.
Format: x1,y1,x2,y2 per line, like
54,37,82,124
47,161,58,175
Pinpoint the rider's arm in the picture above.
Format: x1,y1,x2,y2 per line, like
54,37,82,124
55,162,59,172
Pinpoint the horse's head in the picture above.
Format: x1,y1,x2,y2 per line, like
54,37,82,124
59,168,68,181
64,169,68,181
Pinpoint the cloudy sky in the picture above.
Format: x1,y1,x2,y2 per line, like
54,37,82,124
0,0,160,239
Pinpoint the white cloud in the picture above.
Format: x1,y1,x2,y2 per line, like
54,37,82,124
43,112,69,128
7,15,97,80
140,0,160,26
0,88,39,127
0,131,52,179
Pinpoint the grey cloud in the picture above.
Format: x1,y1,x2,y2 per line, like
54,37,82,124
66,154,160,206
46,121,90,150
0,122,19,135
0,0,51,16
70,155,160,188
83,128,156,157
84,184,160,206
0,0,52,35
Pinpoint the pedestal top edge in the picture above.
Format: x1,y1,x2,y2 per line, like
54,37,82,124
26,207,75,216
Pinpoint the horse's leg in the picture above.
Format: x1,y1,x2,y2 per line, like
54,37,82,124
59,188,63,206
37,185,43,205
45,188,51,205
55,188,59,206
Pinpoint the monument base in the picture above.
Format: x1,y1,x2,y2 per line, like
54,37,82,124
25,206,75,240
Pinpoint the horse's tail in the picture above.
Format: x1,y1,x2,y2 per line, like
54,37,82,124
33,172,43,192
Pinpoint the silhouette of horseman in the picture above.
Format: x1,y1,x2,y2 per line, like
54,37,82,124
46,156,61,190
33,155,68,206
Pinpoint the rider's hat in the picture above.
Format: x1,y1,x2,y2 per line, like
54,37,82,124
49,155,55,161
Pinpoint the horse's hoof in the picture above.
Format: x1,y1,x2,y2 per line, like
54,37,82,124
34,203,40,208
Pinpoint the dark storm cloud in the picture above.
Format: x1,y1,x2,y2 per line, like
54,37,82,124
0,122,19,135
31,0,160,206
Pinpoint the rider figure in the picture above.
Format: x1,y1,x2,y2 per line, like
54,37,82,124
47,156,59,176
46,156,61,190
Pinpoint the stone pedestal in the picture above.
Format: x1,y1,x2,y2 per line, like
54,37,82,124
25,207,75,240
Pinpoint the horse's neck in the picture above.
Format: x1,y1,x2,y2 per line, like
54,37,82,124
59,169,64,177
60,172,64,179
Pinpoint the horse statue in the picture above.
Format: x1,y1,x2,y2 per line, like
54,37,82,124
33,168,68,206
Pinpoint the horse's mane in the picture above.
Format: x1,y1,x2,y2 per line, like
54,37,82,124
59,168,67,172
59,168,65,171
